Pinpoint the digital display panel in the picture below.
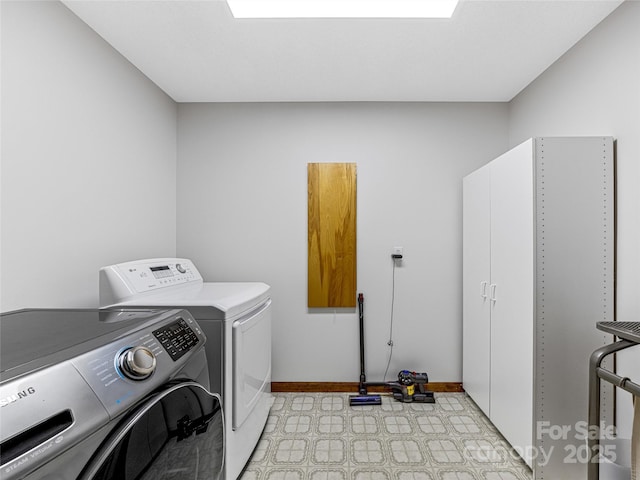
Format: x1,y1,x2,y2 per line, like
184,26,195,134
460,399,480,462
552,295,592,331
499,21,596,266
150,265,173,279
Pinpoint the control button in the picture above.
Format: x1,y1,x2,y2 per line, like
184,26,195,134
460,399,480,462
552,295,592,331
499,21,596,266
117,346,156,380
176,263,187,274
152,319,200,361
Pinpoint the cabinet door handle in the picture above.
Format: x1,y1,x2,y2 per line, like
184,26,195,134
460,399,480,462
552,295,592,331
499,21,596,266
480,281,488,299
490,284,497,303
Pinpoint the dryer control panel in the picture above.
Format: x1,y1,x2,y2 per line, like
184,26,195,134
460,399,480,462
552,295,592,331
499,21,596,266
99,258,204,306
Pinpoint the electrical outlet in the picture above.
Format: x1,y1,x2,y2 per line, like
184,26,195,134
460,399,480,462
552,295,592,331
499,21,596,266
392,246,403,258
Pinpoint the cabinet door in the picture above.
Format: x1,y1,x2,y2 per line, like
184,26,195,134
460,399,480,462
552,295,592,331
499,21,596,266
462,165,491,415
489,140,534,466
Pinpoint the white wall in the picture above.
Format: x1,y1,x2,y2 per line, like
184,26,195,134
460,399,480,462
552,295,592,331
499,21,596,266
2,0,635,415
509,1,640,438
177,102,509,382
0,1,178,311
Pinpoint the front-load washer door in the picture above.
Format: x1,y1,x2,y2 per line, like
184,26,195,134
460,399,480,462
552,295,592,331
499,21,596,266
232,299,272,430
80,381,224,480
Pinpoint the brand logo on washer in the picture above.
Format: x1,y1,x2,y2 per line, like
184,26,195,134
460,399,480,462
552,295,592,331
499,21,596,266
0,387,36,407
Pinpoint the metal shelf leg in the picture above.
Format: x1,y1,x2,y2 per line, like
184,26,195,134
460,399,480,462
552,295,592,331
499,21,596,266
588,339,636,480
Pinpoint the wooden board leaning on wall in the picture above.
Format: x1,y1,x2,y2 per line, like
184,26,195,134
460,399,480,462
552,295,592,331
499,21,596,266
308,163,357,308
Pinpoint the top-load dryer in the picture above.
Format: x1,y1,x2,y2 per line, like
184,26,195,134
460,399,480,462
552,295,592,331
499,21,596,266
99,258,272,480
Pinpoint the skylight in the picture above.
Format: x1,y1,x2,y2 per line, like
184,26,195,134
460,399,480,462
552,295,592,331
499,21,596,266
226,0,459,19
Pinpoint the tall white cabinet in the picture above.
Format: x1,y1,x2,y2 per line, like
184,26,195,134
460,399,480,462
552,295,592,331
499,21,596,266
463,137,614,479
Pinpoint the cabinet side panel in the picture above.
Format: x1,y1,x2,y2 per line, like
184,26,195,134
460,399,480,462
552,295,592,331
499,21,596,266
462,166,492,416
534,137,615,479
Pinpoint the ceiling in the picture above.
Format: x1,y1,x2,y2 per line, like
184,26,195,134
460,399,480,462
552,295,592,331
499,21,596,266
62,0,623,103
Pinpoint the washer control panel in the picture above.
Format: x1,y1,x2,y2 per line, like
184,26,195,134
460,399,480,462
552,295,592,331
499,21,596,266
153,318,201,361
72,310,205,418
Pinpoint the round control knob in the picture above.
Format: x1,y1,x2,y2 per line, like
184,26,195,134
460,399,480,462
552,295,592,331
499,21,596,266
118,346,156,380
175,263,187,274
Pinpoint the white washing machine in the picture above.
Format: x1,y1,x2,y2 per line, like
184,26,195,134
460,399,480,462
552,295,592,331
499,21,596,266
99,258,272,480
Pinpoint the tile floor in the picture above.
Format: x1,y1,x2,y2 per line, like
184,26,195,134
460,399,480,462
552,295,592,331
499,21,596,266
239,392,532,480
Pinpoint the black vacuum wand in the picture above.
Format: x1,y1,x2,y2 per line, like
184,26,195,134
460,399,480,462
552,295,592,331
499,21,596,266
349,292,435,406
350,293,383,405
357,292,368,394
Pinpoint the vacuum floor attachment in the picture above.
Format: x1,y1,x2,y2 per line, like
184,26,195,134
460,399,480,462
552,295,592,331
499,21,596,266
349,394,382,406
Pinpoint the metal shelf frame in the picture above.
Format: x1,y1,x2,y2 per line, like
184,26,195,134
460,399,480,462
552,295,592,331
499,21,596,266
588,322,640,480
